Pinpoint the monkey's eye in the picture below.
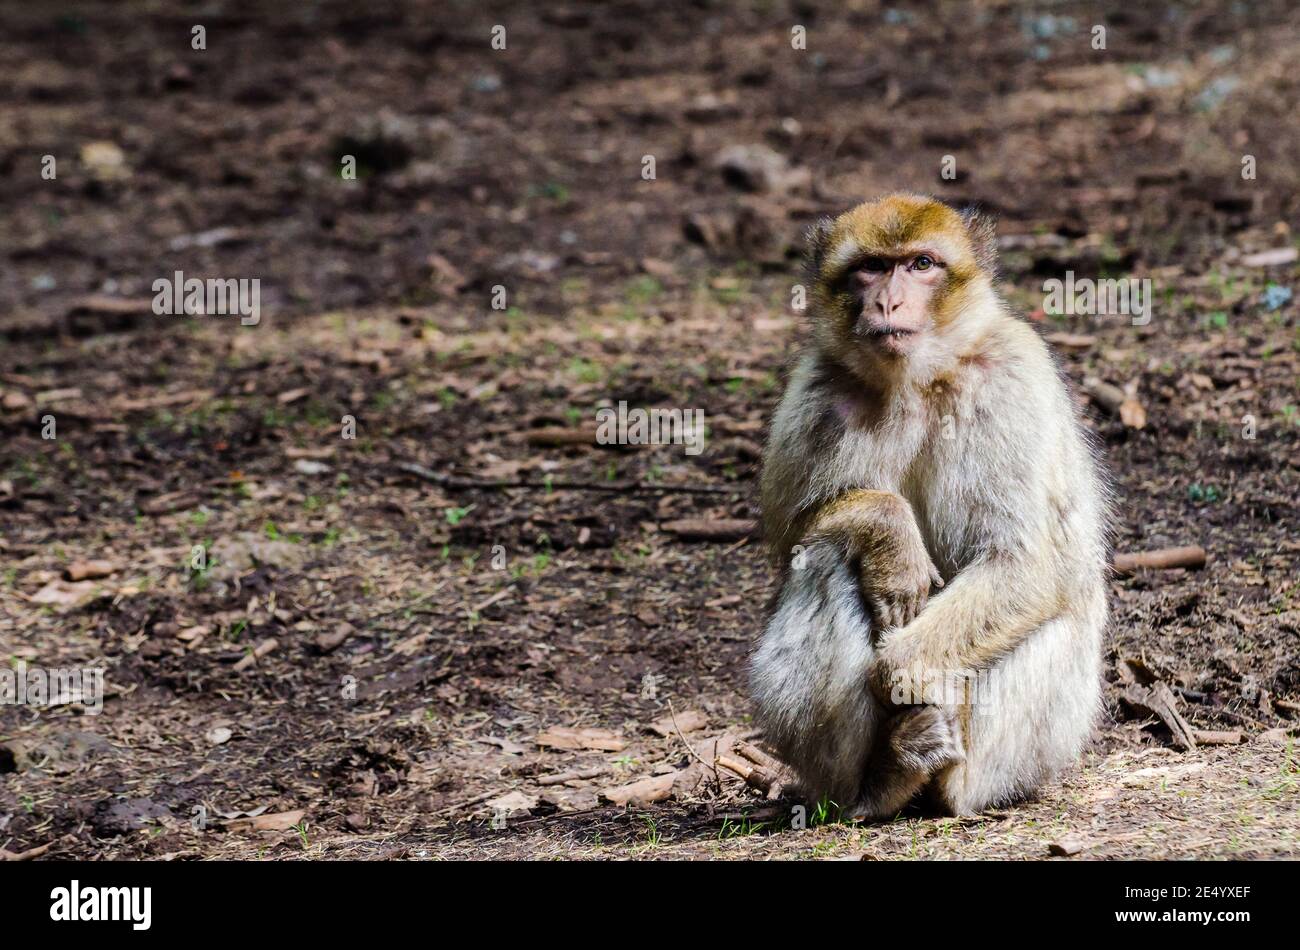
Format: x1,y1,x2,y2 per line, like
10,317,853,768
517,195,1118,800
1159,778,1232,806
861,256,889,273
911,255,936,271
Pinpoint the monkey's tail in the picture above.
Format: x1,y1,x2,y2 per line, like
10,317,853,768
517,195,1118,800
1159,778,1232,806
749,541,883,806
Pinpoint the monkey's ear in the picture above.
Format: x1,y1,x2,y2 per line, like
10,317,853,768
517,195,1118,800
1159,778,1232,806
803,216,835,279
958,204,999,275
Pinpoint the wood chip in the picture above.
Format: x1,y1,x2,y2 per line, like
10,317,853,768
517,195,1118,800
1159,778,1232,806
1240,247,1298,267
63,559,118,581
1048,834,1087,856
659,518,757,541
232,637,278,672
1121,682,1198,750
315,622,355,654
1113,546,1206,574
602,773,676,806
535,726,626,752
523,426,599,447
716,754,779,794
227,809,305,832
1192,729,1244,745
1082,376,1147,429
537,766,607,786
1045,332,1096,349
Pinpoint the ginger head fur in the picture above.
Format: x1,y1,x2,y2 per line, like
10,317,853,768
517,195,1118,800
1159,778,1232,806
805,193,1002,390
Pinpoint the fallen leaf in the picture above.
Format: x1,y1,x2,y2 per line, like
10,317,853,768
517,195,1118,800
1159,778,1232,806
538,788,600,812
80,140,129,180
476,735,528,755
485,790,539,817
176,624,209,642
647,709,708,737
29,579,102,609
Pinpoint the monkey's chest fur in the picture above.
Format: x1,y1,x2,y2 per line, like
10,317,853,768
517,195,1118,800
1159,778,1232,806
816,385,988,577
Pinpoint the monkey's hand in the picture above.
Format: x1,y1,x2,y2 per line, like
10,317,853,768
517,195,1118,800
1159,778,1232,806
867,628,953,710
857,529,944,632
804,489,943,632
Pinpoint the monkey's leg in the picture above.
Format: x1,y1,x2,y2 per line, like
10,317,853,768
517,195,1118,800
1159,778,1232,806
927,609,1103,814
750,541,885,807
844,705,964,821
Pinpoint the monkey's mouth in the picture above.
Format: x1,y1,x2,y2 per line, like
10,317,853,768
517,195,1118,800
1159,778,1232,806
848,303,920,349
855,322,920,356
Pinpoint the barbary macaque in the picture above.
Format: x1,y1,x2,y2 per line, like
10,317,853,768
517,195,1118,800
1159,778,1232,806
751,194,1109,818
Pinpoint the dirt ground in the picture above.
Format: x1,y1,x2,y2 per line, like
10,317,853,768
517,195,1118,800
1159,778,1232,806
1,1,1297,861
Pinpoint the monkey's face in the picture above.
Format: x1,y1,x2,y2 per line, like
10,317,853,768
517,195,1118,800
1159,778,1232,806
808,194,997,374
840,252,945,356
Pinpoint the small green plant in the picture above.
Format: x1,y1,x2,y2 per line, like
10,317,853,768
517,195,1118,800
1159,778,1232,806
640,816,661,848
624,275,662,304
569,358,603,385
529,180,570,204
811,795,838,826
719,815,768,839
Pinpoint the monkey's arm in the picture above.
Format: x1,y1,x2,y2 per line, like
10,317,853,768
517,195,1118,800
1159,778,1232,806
806,489,944,629
867,552,1066,703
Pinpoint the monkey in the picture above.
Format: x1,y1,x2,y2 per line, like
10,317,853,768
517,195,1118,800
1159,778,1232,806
750,193,1109,819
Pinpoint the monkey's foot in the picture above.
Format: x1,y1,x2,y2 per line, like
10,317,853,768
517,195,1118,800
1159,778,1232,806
890,705,964,774
843,706,964,821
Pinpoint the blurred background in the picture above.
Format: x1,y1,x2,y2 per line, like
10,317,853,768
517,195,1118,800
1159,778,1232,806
2,0,1298,329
